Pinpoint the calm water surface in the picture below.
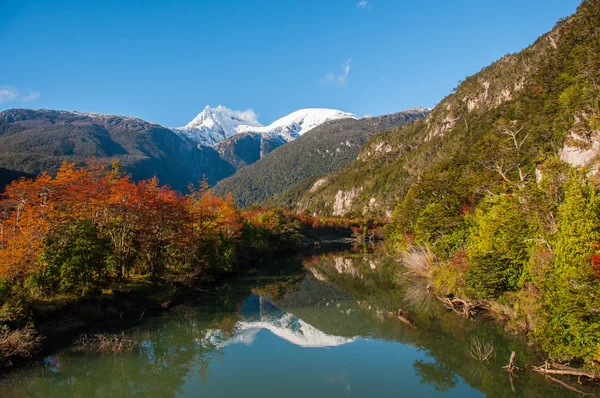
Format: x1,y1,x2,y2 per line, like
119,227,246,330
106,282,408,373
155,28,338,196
0,250,595,397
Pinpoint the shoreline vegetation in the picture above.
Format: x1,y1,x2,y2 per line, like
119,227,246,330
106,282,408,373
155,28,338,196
0,5,599,394
0,161,380,369
393,230,600,385
0,161,599,394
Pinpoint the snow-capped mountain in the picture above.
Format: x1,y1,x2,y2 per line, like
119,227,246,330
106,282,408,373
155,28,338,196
172,105,261,147
239,108,357,142
172,105,356,147
202,294,356,349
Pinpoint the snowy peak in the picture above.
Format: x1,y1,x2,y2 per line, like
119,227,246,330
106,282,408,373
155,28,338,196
173,105,262,147
239,108,357,141
185,105,262,131
173,106,356,147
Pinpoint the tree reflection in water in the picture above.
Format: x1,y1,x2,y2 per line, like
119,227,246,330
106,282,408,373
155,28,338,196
0,250,595,397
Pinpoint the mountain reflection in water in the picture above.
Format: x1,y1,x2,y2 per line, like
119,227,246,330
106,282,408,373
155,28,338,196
206,294,356,349
0,250,594,397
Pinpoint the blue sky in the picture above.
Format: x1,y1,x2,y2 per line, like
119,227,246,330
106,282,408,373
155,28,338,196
0,0,580,126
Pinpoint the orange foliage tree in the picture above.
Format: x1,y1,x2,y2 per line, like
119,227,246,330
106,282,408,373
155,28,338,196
0,162,246,289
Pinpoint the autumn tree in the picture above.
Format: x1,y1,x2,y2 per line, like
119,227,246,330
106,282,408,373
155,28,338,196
136,178,188,278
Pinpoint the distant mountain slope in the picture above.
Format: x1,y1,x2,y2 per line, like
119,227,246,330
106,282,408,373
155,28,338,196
213,108,429,207
172,105,356,147
0,109,234,190
288,0,600,217
214,132,286,170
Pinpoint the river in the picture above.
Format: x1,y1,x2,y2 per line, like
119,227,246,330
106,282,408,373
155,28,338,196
0,249,593,397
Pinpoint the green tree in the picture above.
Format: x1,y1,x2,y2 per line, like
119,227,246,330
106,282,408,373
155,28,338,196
539,172,600,363
33,220,110,295
466,195,532,298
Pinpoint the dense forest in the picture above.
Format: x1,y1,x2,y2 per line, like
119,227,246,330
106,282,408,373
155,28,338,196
271,0,600,373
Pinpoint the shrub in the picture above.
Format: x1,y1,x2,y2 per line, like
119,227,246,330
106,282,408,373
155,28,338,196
0,323,43,367
400,244,436,278
466,196,532,298
35,220,110,296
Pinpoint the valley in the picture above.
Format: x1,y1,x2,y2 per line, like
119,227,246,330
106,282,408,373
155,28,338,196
1,0,599,396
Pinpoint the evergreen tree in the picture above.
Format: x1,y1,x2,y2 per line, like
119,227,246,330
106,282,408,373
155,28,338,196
539,172,600,362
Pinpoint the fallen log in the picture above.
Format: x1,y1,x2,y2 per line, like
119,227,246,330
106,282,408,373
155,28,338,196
532,363,599,380
396,314,417,329
436,296,482,318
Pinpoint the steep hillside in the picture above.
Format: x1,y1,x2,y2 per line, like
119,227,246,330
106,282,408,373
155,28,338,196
0,109,234,190
282,1,600,369
213,108,429,207
214,132,286,170
291,2,599,218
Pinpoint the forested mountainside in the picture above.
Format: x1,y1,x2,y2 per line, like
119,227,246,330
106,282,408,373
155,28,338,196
285,0,600,368
0,109,234,191
289,3,598,218
213,108,428,207
214,132,286,171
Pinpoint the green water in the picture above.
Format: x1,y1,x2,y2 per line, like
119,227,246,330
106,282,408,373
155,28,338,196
0,250,596,397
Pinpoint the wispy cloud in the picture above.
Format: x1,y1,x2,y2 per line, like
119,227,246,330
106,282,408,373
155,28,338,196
322,58,352,87
240,108,258,123
356,1,372,11
0,86,40,104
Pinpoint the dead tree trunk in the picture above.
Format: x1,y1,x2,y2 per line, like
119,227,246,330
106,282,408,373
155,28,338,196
503,351,517,372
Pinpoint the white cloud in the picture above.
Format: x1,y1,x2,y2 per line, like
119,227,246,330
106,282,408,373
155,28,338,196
322,59,352,87
356,1,372,10
240,108,258,123
0,86,40,104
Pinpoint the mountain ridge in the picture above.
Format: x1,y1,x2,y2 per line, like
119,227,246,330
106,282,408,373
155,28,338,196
281,9,589,218
0,108,235,191
213,107,429,206
172,105,356,147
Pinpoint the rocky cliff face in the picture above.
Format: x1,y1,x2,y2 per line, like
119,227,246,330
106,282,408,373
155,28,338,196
289,4,600,217
214,132,286,171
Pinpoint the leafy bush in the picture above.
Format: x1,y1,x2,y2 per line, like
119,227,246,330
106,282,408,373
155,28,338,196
35,220,110,295
465,196,532,298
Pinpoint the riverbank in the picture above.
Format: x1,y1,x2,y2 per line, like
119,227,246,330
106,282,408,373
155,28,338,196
0,234,360,371
2,247,592,398
0,164,388,369
2,247,599,396
392,243,600,388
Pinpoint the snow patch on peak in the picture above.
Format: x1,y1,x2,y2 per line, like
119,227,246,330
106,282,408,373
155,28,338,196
173,105,262,146
239,108,357,141
173,106,356,147
185,105,260,130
